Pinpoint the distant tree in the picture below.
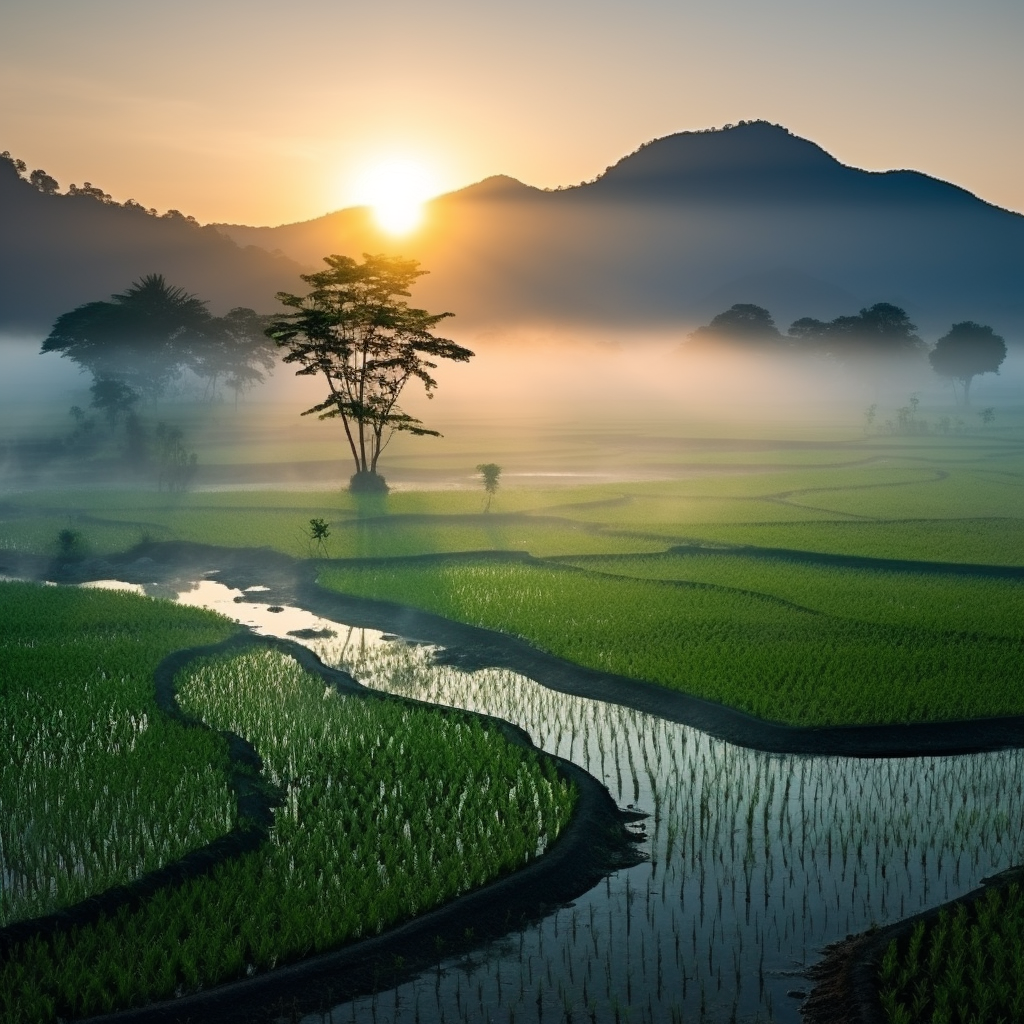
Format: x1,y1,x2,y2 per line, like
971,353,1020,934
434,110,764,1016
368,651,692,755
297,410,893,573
42,274,215,401
863,403,877,434
42,276,274,407
688,304,783,347
67,181,114,202
476,463,501,511
928,321,1006,405
89,377,139,426
28,169,60,194
788,303,924,364
787,317,829,350
66,405,98,455
980,407,995,427
188,307,276,404
155,423,198,492
0,151,27,175
268,253,473,493
123,411,148,470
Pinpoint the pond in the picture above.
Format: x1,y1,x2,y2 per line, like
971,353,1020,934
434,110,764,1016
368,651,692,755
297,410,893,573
89,576,1024,1024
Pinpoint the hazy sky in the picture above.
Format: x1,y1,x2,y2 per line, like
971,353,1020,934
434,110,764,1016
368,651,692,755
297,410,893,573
2,0,1021,225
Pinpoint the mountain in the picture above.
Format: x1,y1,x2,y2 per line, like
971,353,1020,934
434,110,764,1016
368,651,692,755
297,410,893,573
215,122,1024,339
3,123,1022,339
0,157,305,334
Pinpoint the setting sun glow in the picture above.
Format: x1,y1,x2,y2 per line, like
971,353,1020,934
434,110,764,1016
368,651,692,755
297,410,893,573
356,159,436,234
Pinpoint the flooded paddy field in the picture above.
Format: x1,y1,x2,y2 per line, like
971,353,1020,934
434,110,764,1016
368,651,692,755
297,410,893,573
147,578,1024,1024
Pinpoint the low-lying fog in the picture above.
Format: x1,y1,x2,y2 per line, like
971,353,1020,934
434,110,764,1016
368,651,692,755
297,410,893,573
2,327,1021,491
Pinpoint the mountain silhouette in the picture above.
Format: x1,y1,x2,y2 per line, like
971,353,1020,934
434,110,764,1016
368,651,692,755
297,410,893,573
214,123,1024,338
3,123,1022,339
0,157,304,333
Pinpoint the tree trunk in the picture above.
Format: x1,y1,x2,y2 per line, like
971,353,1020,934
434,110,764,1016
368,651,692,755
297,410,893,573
962,375,973,406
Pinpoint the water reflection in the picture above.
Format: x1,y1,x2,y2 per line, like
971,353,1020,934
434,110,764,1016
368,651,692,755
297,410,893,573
150,580,1024,1024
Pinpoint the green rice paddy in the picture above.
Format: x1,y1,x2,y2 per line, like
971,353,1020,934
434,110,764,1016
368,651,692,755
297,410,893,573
0,647,576,1023
2,412,1022,1019
879,882,1024,1024
318,558,1024,726
0,582,235,926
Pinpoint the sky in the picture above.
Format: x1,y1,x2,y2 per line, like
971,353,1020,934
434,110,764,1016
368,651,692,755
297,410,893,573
2,0,1022,226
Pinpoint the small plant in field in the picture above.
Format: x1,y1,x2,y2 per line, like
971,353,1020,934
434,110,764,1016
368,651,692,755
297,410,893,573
476,463,501,512
863,403,877,434
979,407,995,427
306,517,331,556
56,527,84,559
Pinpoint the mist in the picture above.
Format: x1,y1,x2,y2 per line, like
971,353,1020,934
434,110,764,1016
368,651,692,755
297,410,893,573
3,323,1020,493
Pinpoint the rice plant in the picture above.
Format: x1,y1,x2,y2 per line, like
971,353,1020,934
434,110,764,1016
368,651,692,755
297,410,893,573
0,648,576,1022
0,581,235,926
308,626,1024,1024
878,883,1024,1023
317,558,1024,725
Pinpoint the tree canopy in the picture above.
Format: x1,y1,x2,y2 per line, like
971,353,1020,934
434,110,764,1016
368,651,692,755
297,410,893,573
787,303,925,363
688,304,783,347
928,321,1006,404
267,253,473,490
42,275,274,403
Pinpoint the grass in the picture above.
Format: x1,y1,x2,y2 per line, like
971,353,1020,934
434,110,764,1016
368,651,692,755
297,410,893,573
878,883,1024,1023
0,582,236,926
555,552,1024,639
2,407,1022,1019
318,558,1024,726
0,648,576,1023
680,518,1024,566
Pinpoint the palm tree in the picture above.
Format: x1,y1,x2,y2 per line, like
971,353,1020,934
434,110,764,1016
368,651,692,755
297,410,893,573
42,274,214,401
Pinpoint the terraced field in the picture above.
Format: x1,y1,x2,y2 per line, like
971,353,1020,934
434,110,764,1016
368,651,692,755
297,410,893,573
1,419,1022,1023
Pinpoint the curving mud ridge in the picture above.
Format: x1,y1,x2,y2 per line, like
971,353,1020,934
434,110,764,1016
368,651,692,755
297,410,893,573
0,553,639,1024
8,540,1024,758
39,540,1024,759
4,540,1024,1021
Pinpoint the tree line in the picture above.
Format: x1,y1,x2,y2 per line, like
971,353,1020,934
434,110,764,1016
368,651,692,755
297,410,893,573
39,255,472,493
39,263,1008,494
43,274,276,416
687,302,1007,403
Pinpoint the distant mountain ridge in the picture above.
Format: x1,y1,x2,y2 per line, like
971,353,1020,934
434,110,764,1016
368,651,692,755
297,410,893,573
214,122,1024,338
582,121,996,208
0,156,304,333
2,123,1022,339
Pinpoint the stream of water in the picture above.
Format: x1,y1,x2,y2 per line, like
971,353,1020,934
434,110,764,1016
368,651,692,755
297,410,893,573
87,577,1024,1024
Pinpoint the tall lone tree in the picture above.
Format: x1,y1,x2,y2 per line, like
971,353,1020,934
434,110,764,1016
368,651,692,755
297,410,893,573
928,321,1007,405
267,253,473,492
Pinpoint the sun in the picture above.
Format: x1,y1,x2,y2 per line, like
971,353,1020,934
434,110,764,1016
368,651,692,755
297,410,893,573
355,159,436,235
